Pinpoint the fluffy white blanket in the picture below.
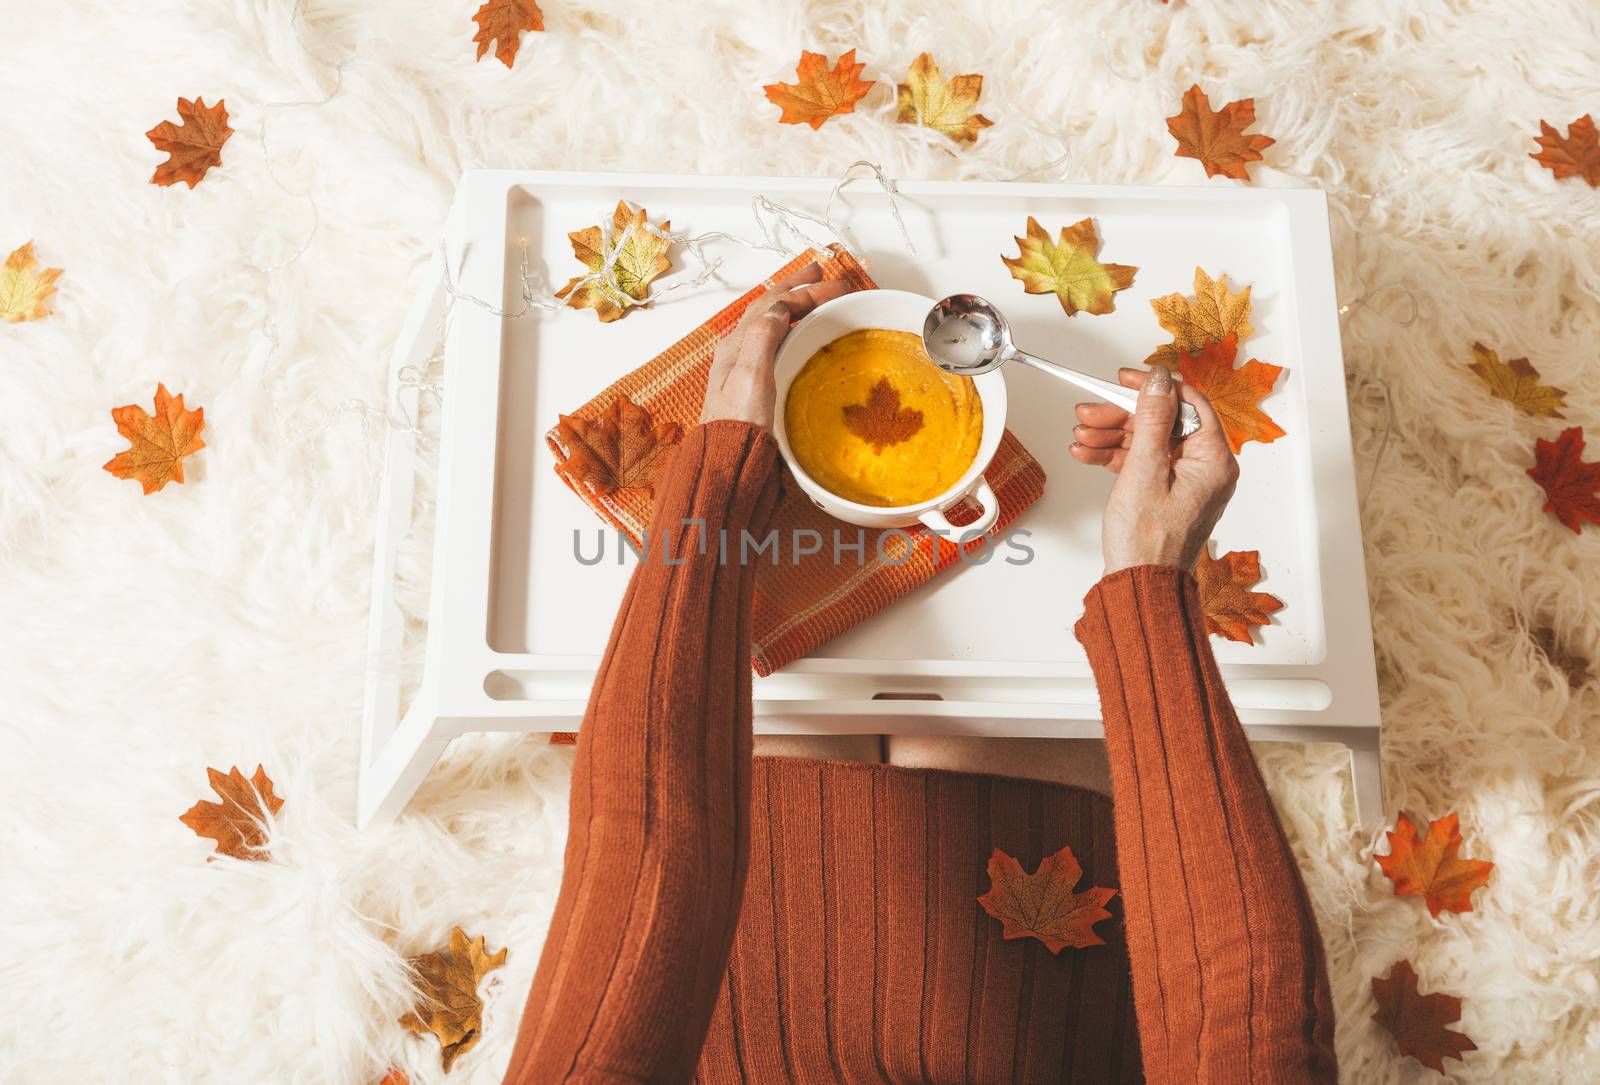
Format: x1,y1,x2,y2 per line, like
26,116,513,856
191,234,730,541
3,1,1598,1082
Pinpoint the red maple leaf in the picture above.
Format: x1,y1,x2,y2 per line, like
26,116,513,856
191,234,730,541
1527,426,1600,534
1371,960,1478,1073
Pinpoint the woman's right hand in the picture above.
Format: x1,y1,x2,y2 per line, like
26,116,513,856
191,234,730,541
1069,364,1238,576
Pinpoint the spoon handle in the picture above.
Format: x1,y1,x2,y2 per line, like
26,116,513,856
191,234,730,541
1009,351,1201,439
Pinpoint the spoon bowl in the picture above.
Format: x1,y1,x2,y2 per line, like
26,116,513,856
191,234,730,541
922,294,1201,439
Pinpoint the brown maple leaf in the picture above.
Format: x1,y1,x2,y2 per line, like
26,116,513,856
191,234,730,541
556,395,683,497
471,0,543,68
146,97,233,189
1371,960,1478,1073
1530,114,1600,187
764,49,875,130
1375,812,1493,918
556,201,673,322
1468,342,1567,418
1193,543,1283,645
977,845,1117,953
1530,624,1591,691
1144,267,1254,365
1002,216,1137,317
842,377,925,452
896,53,993,146
1177,334,1285,453
1166,85,1275,181
0,241,64,324
179,765,284,861
1527,426,1600,534
399,927,508,1072
102,383,207,494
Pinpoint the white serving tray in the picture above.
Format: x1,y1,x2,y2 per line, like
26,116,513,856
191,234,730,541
359,169,1383,827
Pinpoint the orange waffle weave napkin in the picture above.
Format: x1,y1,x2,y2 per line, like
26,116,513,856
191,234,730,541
546,246,1046,676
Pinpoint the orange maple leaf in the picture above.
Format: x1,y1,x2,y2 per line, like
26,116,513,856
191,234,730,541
556,395,683,497
0,241,64,324
1177,333,1284,453
1527,426,1600,534
1193,543,1283,645
399,928,508,1072
977,845,1117,953
1530,114,1600,187
1166,85,1275,181
1376,812,1484,921
179,765,284,861
764,50,875,130
842,377,925,452
146,97,233,189
1372,960,1478,1073
549,732,577,745
102,383,206,494
1375,812,1493,918
471,0,543,68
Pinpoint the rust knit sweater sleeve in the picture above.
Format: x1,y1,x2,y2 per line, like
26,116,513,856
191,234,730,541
1075,564,1338,1084
501,420,780,1085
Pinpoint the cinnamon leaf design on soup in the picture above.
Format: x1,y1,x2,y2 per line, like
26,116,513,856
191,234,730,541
843,377,924,452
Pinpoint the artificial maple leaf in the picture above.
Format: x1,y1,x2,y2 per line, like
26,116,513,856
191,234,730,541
842,377,925,452
1530,114,1600,187
1166,85,1275,181
377,1069,408,1085
977,845,1117,953
471,0,543,67
764,49,875,130
1176,334,1285,453
1144,267,1255,366
549,732,577,744
1468,342,1567,418
556,201,673,322
1531,624,1591,691
556,395,683,497
896,53,993,146
1527,426,1600,534
178,765,284,861
146,97,233,189
1375,812,1493,918
0,242,63,324
102,383,207,494
1193,543,1283,645
1001,216,1137,317
1371,960,1478,1074
399,927,507,1072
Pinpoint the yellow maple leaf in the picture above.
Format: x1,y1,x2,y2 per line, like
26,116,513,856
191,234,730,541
1144,267,1254,365
1468,342,1567,419
0,242,64,324
896,53,993,146
555,201,673,322
1001,216,1136,316
399,927,508,1072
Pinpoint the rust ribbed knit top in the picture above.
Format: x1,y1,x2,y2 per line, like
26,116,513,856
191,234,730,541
501,422,1337,1084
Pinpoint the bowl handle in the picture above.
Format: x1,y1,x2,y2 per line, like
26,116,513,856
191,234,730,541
918,478,1000,540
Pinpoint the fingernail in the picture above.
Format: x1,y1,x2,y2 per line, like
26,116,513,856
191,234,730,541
1144,364,1172,395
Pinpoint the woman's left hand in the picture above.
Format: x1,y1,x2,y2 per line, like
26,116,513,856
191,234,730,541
700,262,854,430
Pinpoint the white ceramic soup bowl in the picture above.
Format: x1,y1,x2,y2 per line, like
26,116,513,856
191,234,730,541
773,289,1007,535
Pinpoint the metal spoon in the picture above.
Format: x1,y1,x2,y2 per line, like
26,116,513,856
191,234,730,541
922,294,1201,440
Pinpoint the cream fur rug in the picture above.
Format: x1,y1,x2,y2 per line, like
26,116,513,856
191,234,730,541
3,1,1598,1082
